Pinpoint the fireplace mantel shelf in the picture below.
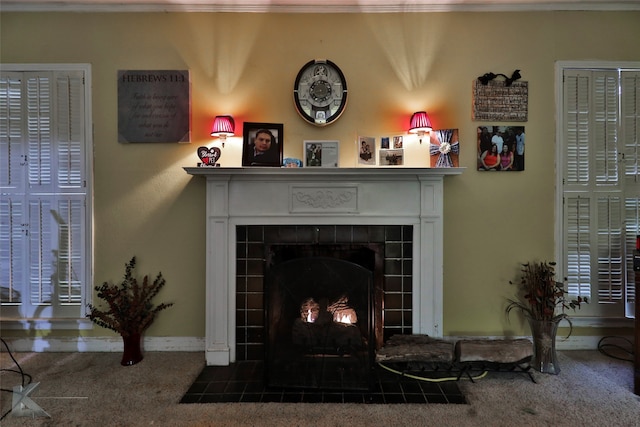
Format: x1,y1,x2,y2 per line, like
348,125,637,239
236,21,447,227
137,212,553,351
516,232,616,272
186,165,463,366
184,166,464,180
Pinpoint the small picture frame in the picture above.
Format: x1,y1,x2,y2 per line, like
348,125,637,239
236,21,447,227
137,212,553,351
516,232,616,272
304,140,339,167
242,122,283,167
379,148,404,166
357,136,376,166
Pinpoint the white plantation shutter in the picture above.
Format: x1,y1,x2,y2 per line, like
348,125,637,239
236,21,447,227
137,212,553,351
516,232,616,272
561,67,639,319
621,71,640,317
0,66,90,321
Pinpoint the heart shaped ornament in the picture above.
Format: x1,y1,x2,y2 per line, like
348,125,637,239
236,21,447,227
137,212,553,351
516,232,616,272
197,146,222,167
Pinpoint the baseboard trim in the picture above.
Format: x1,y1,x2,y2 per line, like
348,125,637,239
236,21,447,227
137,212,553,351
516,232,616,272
2,336,206,352
2,334,631,353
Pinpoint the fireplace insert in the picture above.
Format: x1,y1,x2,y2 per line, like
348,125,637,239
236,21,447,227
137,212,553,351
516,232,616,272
265,244,383,390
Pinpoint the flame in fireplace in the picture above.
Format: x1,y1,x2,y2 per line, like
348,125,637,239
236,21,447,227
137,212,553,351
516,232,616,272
328,295,357,325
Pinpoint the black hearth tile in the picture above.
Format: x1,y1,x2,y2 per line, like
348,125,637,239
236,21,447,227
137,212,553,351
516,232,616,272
179,394,201,404
225,381,247,393
248,242,263,258
402,225,412,241
383,393,405,404
384,276,402,292
240,393,263,402
294,226,315,242
425,394,448,404
236,226,247,241
185,382,208,394
247,226,263,242
402,242,413,257
282,392,303,403
399,381,422,394
378,381,402,394
384,259,402,275
200,394,227,403
447,394,468,404
317,226,336,243
439,381,463,395
261,392,284,403
204,382,228,393
383,310,402,325
197,366,231,381
351,226,369,243
246,293,263,310
219,393,244,403
335,225,352,242
244,382,265,393
404,393,428,404
246,310,263,326
364,393,386,404
246,259,264,275
246,344,265,360
419,382,443,395
385,226,402,241
385,242,402,258
301,393,323,403
322,393,344,403
343,393,365,403
246,276,263,292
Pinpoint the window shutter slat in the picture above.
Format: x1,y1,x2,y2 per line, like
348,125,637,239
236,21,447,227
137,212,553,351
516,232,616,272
564,72,590,185
593,72,619,185
565,195,592,297
55,72,84,189
26,74,53,189
597,196,623,302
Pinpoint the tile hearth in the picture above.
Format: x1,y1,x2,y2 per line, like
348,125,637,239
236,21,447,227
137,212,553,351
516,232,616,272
180,361,467,404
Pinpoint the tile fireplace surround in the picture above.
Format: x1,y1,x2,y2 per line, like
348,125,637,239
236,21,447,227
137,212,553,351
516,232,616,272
185,167,463,366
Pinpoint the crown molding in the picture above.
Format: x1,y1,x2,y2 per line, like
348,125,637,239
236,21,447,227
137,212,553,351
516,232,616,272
2,0,640,13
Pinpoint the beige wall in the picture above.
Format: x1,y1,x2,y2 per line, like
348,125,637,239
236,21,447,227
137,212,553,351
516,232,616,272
1,11,639,341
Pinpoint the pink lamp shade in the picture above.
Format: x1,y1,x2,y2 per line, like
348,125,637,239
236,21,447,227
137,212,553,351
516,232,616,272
211,115,235,139
409,111,432,135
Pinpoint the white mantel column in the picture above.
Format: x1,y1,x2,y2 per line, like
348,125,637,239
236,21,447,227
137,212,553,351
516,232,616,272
205,176,232,365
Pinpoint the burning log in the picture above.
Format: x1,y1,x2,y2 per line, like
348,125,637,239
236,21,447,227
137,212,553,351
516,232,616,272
327,295,358,325
300,298,320,323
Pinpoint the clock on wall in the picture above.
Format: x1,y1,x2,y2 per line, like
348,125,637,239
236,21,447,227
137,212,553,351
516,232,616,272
293,59,348,126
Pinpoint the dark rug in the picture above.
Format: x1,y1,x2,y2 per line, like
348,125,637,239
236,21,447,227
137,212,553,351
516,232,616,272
180,361,467,404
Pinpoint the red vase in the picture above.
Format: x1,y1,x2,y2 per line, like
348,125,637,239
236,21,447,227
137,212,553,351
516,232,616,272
121,333,143,366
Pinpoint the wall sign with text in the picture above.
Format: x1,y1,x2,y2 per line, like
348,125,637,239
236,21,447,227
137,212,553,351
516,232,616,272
472,80,528,122
118,70,191,143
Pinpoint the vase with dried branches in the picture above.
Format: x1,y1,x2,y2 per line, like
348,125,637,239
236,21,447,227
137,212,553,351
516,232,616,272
87,256,174,366
506,261,588,374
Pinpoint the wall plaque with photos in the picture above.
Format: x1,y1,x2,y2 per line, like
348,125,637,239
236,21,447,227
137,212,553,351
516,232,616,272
118,70,191,143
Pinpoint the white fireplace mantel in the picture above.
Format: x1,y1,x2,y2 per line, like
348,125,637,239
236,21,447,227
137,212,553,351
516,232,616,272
185,167,463,365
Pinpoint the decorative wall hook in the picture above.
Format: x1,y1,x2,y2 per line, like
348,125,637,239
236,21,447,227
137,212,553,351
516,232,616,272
477,69,522,86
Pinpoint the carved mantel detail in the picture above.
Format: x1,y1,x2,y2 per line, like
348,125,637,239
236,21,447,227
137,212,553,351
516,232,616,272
291,186,357,211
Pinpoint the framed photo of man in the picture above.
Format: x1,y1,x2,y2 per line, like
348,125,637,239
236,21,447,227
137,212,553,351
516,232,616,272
242,122,284,167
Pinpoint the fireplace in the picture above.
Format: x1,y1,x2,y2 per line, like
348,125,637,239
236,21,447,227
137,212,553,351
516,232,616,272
184,167,463,367
265,243,383,390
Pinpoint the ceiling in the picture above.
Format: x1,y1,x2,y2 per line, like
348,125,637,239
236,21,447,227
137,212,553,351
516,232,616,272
3,0,640,13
